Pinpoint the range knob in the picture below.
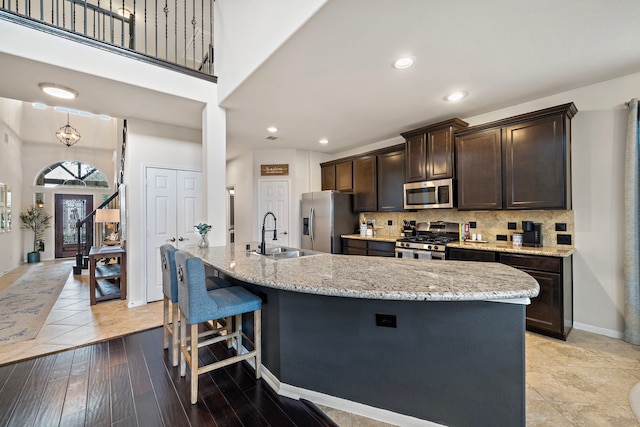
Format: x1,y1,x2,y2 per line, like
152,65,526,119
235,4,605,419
433,245,440,251
427,245,432,250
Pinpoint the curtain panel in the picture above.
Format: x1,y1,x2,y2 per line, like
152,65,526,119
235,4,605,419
624,98,640,344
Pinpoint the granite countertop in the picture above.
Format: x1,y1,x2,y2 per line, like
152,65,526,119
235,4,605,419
447,242,575,257
341,234,399,242
183,242,539,302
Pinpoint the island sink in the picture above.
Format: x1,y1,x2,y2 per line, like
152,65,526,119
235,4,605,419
256,246,316,260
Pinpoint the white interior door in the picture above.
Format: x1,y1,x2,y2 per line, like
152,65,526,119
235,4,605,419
145,167,202,302
258,180,289,247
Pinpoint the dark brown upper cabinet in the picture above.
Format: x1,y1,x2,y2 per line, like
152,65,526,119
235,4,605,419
377,147,405,211
503,114,570,209
456,128,503,210
336,161,353,192
402,118,469,183
455,103,577,211
353,155,377,212
404,133,427,182
321,164,336,191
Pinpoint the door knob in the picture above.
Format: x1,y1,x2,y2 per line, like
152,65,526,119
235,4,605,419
280,231,288,235
166,237,176,242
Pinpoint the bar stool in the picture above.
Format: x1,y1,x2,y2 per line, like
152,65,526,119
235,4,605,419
175,251,262,405
160,244,180,366
161,245,232,367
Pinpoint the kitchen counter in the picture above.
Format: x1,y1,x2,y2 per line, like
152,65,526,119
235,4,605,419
183,242,533,426
447,241,575,257
184,242,539,302
341,233,399,243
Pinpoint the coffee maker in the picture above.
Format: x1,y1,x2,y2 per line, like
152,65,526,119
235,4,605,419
522,221,543,247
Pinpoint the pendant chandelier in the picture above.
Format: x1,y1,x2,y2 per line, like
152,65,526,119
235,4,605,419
56,113,81,147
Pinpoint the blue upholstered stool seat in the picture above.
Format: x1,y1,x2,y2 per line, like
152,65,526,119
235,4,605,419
175,250,262,405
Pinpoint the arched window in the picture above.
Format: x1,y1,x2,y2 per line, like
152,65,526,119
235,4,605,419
36,161,109,188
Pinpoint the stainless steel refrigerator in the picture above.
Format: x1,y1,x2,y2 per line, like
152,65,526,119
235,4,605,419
301,191,358,254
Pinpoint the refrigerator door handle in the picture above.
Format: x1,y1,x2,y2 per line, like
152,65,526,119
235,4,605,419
309,207,314,244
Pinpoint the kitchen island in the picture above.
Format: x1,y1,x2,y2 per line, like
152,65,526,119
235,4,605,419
184,243,539,427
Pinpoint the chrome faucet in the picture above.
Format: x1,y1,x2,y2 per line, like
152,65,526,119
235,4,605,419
260,211,277,254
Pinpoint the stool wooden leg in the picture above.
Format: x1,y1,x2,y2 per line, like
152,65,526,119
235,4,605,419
180,311,187,377
226,316,233,348
255,309,262,379
171,302,180,367
190,323,199,405
235,314,242,354
163,296,169,349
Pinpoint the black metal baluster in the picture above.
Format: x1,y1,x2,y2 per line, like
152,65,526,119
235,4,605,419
39,0,42,21
109,0,113,44
174,0,177,64
144,0,147,54
191,0,195,69
183,0,186,67
200,0,203,71
163,0,167,61
82,0,86,37
130,0,136,49
154,0,157,57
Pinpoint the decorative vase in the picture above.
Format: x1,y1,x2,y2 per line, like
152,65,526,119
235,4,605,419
27,252,40,263
197,234,209,248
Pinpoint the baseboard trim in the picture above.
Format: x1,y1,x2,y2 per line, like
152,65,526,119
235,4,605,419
127,300,146,308
573,321,623,339
260,366,443,427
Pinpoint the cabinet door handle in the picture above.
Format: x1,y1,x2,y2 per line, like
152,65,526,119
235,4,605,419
178,237,189,241
166,237,176,242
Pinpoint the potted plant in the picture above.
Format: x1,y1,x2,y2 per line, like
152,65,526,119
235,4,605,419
20,206,52,263
195,222,212,248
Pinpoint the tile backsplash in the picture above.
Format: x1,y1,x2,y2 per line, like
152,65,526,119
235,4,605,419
361,209,574,247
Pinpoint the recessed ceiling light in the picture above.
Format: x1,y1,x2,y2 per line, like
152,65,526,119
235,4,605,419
319,138,329,145
446,91,467,102
38,83,78,99
394,57,414,69
267,126,278,133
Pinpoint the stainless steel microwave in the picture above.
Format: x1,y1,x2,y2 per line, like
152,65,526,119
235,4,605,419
403,178,455,209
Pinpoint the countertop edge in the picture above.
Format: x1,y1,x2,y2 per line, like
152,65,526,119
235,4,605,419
446,242,575,257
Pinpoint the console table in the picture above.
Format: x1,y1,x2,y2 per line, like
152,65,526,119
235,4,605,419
89,246,126,305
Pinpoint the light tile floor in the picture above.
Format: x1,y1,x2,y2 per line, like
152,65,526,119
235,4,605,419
0,260,163,366
1,262,639,426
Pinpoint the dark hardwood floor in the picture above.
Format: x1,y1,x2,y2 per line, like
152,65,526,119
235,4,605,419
0,327,337,427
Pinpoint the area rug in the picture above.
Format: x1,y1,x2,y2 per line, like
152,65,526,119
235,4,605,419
0,261,72,344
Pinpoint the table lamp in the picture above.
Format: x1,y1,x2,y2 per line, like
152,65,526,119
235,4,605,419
95,208,120,244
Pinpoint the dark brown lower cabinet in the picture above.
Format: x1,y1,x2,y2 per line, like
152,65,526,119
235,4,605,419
446,247,573,340
447,247,496,262
343,238,395,257
498,253,573,340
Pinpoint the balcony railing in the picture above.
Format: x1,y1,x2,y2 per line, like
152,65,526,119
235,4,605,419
1,0,215,80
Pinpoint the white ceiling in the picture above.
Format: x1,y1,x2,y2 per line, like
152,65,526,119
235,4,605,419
2,1,640,160
221,0,640,158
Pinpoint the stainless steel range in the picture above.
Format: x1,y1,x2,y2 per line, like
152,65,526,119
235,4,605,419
395,221,460,260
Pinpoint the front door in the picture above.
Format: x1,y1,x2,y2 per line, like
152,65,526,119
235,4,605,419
145,167,202,302
54,194,93,258
258,180,289,247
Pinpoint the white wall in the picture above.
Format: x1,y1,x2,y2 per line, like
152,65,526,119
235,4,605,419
124,118,203,306
214,0,328,103
226,151,253,244
0,99,24,274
